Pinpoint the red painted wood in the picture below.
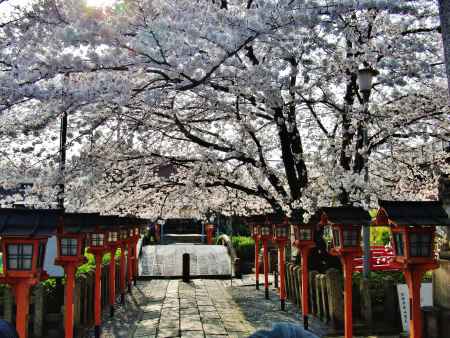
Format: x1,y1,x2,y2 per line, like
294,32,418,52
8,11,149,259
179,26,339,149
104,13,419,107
254,237,259,286
94,253,102,326
14,282,31,338
341,255,354,338
300,247,311,317
65,264,76,338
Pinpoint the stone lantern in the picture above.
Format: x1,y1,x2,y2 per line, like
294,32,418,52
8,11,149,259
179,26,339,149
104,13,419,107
321,207,371,338
292,211,320,330
376,200,450,338
272,216,290,310
0,208,61,338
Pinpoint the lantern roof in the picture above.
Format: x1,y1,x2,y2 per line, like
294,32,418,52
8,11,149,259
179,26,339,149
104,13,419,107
377,200,450,226
0,208,63,237
321,207,371,226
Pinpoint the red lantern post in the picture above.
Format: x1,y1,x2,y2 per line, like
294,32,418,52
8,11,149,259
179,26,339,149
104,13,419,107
292,214,317,330
260,218,273,300
0,237,49,338
249,222,260,290
376,201,449,338
55,229,87,338
273,218,289,310
322,207,371,338
87,228,109,338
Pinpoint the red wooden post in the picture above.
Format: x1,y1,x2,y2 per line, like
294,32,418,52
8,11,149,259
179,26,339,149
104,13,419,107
108,246,117,317
13,282,32,338
94,253,102,338
404,268,424,338
263,239,269,299
254,238,260,290
155,223,160,242
119,242,126,304
300,246,312,327
65,264,76,338
341,255,354,338
279,241,286,310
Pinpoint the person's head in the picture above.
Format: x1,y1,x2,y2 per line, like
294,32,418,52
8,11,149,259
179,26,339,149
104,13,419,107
0,319,19,338
247,323,319,338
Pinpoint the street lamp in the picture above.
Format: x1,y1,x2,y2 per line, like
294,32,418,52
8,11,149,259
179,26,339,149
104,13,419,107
272,217,289,310
376,200,450,338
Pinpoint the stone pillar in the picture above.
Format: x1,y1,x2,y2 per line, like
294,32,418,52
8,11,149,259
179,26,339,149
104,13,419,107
32,284,45,338
320,275,329,322
293,265,301,306
325,268,344,328
314,273,322,319
3,286,14,323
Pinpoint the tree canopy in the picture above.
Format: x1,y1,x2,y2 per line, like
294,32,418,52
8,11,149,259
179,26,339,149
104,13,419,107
0,0,448,219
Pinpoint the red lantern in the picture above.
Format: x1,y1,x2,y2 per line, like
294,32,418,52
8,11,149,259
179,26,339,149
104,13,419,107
321,207,371,338
376,200,449,338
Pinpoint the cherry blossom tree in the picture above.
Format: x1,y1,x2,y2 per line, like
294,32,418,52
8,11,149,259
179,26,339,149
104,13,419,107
0,0,448,218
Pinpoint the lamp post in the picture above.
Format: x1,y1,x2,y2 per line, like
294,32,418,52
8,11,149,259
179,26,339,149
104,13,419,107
0,237,49,338
260,218,273,300
322,207,371,338
249,222,260,290
357,67,378,279
272,217,289,311
87,227,109,338
292,214,317,330
55,230,87,338
376,200,450,338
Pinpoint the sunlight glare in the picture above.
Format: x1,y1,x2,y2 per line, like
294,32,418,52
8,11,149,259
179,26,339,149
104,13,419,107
85,0,117,8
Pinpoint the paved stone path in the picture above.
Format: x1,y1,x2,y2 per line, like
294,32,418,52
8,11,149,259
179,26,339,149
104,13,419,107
96,276,399,338
139,245,232,277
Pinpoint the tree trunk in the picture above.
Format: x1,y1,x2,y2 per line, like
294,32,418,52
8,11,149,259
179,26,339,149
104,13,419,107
439,0,450,102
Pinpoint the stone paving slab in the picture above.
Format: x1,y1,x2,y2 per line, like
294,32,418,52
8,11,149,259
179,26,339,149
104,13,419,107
93,274,395,338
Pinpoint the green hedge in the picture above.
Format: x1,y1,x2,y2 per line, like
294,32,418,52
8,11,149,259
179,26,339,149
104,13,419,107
231,236,255,262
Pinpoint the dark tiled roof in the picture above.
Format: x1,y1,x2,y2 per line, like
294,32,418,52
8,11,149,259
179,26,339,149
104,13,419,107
378,200,450,226
0,208,63,237
321,207,371,226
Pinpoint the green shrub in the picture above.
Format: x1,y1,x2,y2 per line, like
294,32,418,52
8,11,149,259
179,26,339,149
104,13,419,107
370,226,391,245
231,236,255,262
